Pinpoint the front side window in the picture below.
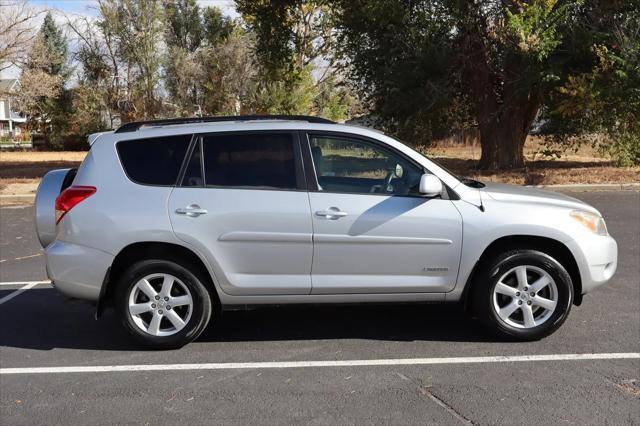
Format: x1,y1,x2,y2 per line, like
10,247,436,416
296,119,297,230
117,135,191,186
308,135,422,195
202,133,297,189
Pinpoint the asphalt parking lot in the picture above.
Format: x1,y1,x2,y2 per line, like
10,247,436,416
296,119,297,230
1,191,639,425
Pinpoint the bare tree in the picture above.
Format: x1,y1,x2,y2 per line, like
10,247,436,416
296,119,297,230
13,35,62,124
0,0,42,72
66,15,119,127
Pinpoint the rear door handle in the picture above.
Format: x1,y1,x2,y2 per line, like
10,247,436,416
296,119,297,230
315,207,348,220
175,204,208,217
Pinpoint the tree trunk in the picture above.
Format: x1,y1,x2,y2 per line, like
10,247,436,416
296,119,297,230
460,16,543,170
478,113,528,170
477,92,542,170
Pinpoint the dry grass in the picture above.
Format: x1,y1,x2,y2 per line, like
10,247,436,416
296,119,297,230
420,135,640,185
0,151,87,162
431,157,640,185
0,151,85,192
426,135,610,161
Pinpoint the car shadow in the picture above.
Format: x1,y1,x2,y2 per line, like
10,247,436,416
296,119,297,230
0,289,499,352
348,196,427,236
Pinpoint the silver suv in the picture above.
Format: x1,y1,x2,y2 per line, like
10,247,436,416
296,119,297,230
35,116,618,348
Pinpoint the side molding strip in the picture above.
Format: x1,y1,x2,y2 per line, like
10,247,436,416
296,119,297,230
219,231,312,243
314,234,453,245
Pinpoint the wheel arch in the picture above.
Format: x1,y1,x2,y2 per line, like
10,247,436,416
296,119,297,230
96,241,221,317
462,235,583,310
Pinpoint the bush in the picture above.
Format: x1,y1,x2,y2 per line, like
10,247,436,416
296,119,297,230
48,132,90,151
607,129,640,167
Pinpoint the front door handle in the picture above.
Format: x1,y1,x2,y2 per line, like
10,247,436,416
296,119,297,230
315,207,348,220
175,204,208,217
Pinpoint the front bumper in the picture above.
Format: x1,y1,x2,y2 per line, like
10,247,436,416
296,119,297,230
45,240,114,301
565,234,618,294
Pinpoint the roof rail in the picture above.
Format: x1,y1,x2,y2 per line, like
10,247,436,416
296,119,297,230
114,115,335,133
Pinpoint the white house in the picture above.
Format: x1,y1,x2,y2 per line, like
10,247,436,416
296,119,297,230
0,79,27,140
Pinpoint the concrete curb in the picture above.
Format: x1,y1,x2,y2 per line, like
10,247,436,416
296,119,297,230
1,183,638,206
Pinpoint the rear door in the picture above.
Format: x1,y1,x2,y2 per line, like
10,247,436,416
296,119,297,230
304,132,463,294
169,131,313,295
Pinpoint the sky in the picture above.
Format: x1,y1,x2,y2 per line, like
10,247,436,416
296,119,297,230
31,0,238,17
32,0,98,16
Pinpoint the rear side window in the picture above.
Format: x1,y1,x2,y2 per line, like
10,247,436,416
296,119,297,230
117,135,191,186
202,133,297,189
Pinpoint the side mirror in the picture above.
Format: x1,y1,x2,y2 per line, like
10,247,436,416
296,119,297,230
419,173,442,197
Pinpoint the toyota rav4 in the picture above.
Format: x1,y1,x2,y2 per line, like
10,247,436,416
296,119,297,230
35,115,618,348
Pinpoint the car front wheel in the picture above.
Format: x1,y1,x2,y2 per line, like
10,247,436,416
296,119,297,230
473,250,574,341
116,259,212,349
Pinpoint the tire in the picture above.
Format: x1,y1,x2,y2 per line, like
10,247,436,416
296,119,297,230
115,259,213,349
472,250,573,341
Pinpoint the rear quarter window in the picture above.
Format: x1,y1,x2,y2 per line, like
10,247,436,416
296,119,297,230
116,135,191,186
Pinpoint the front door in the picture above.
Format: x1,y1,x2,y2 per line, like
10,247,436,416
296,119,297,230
305,133,463,294
169,132,313,296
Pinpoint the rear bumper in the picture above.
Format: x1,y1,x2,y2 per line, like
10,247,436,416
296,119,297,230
566,234,618,295
45,241,114,301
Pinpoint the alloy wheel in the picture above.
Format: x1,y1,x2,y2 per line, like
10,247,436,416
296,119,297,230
128,273,193,336
492,265,558,329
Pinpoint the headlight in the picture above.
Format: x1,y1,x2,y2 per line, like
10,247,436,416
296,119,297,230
570,210,608,236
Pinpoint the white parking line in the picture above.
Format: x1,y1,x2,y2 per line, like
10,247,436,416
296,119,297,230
13,253,43,261
0,280,51,287
0,252,44,263
0,282,48,305
1,353,638,375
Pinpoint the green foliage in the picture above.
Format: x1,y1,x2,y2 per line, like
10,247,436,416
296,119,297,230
251,66,315,115
19,12,74,148
36,0,352,144
236,0,299,74
202,6,233,47
236,0,352,119
542,1,640,165
16,0,638,165
198,29,259,115
610,130,640,167
102,0,164,119
335,0,639,169
164,0,206,116
504,0,569,61
40,12,69,77
315,75,352,122
336,0,472,145
164,0,203,52
48,85,108,151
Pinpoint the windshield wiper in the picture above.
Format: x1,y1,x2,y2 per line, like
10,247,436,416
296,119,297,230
460,177,485,188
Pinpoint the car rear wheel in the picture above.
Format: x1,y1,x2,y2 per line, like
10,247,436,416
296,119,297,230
472,250,573,341
116,259,212,349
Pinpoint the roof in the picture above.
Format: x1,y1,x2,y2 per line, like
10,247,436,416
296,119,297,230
99,120,355,142
0,79,20,94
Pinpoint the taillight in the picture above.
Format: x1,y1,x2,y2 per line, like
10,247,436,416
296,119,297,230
55,186,96,224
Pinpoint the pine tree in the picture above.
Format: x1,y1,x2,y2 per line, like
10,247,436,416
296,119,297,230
39,12,69,78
